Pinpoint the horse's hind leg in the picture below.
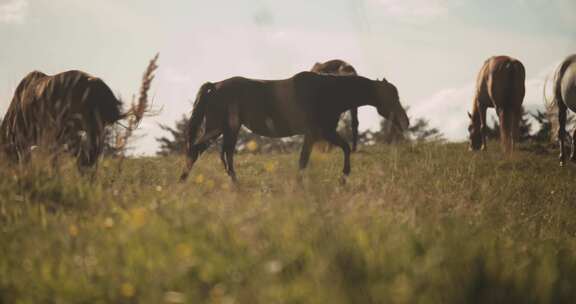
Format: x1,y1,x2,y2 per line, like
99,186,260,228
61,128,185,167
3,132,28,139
179,130,221,182
570,125,576,162
220,147,228,172
558,101,568,166
350,108,359,152
322,130,351,183
222,107,241,183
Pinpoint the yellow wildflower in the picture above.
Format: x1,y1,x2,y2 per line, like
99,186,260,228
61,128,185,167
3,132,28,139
103,217,114,228
68,224,79,237
121,282,135,298
246,140,258,152
129,207,147,229
264,161,277,173
176,243,192,259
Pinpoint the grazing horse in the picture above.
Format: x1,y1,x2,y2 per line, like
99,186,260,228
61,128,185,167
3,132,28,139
311,59,360,151
0,70,124,169
179,71,409,183
468,56,525,152
552,54,576,166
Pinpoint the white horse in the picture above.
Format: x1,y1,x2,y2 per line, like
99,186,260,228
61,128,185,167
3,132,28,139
552,54,576,165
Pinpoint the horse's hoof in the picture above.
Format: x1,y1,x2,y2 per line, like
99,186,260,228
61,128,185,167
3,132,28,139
560,161,565,167
339,175,348,185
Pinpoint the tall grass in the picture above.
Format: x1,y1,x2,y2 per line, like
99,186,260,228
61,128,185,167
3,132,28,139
1,142,576,303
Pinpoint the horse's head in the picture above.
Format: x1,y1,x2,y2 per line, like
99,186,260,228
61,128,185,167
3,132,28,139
467,112,482,150
375,79,409,131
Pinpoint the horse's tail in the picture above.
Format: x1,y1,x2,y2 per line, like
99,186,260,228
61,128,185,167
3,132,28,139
543,71,560,143
501,60,526,152
186,82,215,152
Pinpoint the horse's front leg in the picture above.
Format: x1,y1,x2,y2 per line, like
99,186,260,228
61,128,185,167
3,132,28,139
297,135,315,183
479,106,488,151
222,105,241,184
322,130,351,184
558,101,568,166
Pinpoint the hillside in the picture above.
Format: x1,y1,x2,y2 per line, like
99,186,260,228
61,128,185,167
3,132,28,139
1,142,576,303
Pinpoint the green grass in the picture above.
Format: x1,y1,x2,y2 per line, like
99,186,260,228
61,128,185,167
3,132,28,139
2,142,576,303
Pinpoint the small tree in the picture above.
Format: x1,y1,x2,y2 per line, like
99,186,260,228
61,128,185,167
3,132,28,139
372,117,405,144
371,109,443,144
156,115,189,156
406,118,443,142
530,110,553,143
102,124,123,157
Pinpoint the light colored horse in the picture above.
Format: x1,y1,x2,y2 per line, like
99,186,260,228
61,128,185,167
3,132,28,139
468,56,525,152
552,54,576,166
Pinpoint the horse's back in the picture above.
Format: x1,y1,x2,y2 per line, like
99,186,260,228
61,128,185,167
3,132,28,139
45,70,121,123
478,56,525,108
209,72,366,136
7,69,121,130
210,75,305,136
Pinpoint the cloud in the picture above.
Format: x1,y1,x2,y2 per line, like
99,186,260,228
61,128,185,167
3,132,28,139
372,0,457,21
513,0,576,29
410,83,475,141
0,0,28,24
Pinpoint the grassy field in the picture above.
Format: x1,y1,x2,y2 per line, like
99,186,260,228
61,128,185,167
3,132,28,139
1,142,576,303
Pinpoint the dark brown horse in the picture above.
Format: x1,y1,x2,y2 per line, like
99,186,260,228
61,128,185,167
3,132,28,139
179,71,409,183
311,59,360,151
468,56,525,152
0,70,124,169
552,54,576,166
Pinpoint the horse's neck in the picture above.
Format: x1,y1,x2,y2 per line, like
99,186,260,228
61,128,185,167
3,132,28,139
333,79,375,109
471,101,482,127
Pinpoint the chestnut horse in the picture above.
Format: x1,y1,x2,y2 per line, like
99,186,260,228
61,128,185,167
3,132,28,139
552,54,576,166
468,56,525,152
311,59,360,151
179,71,409,183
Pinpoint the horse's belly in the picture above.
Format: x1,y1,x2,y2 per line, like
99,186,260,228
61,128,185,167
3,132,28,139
243,116,301,138
561,64,576,112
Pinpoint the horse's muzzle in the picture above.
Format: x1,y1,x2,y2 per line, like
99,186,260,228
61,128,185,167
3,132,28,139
393,113,410,131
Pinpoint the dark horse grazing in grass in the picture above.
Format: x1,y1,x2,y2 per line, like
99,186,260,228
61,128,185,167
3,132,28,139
311,59,360,151
552,54,576,166
468,56,525,152
179,71,409,184
0,70,124,170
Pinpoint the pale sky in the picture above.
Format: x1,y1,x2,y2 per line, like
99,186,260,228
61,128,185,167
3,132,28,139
1,0,575,155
